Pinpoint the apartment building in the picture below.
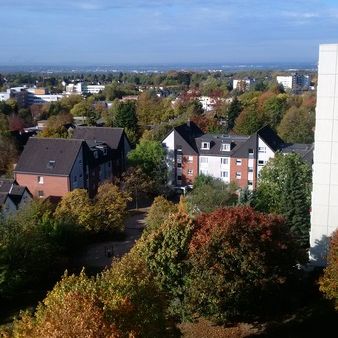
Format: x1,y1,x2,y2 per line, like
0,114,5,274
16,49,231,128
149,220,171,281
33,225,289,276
310,44,338,265
233,78,255,92
277,73,310,91
163,122,313,190
65,82,105,95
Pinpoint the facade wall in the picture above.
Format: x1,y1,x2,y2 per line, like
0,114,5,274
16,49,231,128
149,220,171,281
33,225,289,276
198,155,231,183
230,157,249,189
162,131,176,186
70,147,85,190
257,137,275,178
1,198,17,218
15,173,69,198
182,155,198,185
310,44,338,265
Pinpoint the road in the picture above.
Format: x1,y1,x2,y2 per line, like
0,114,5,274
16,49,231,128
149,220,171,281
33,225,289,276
75,209,147,270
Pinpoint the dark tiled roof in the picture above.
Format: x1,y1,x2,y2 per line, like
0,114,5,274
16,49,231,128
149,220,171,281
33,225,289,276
0,179,14,193
15,138,84,176
281,143,314,164
72,127,124,150
257,125,285,152
195,134,249,156
173,122,204,153
0,193,7,206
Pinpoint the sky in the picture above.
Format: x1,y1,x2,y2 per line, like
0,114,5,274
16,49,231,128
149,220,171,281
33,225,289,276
1,0,338,65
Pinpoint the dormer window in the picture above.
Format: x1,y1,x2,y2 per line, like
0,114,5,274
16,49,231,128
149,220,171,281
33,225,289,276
201,142,210,150
47,160,56,169
221,143,230,151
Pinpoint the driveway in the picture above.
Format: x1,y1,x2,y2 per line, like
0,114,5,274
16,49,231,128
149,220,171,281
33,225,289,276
75,209,148,270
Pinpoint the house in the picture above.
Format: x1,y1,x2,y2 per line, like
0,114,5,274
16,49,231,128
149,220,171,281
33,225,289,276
162,121,204,187
0,179,32,218
163,122,313,190
14,138,87,199
72,127,131,176
14,127,131,199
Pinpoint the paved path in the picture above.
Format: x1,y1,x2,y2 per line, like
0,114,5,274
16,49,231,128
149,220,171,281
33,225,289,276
76,209,147,270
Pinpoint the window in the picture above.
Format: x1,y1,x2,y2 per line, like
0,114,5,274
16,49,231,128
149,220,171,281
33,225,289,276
177,163,182,168
236,159,242,165
200,157,208,164
74,175,77,182
200,169,208,175
248,180,253,186
236,172,241,179
177,175,182,181
248,167,254,173
188,169,193,176
248,148,254,156
201,142,210,150
221,158,228,165
258,160,265,165
258,146,266,153
177,155,182,164
221,143,230,151
79,160,83,167
221,171,228,178
38,190,44,198
188,156,193,163
38,176,44,184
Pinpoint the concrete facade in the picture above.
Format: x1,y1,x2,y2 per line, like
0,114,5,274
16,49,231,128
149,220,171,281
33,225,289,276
310,44,338,265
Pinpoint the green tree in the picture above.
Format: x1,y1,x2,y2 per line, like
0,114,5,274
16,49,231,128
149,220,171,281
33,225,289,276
128,139,166,180
0,135,17,176
254,153,312,247
226,96,242,130
70,97,97,125
139,203,194,318
186,175,238,213
262,93,288,129
186,206,304,323
277,106,315,143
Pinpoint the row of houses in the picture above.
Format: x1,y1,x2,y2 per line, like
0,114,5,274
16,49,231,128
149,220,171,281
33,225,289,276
162,121,313,190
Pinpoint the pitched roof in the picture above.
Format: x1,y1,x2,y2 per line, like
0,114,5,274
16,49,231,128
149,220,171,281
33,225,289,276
195,134,249,156
172,122,204,153
257,125,285,152
72,127,125,150
15,138,84,176
281,143,314,164
0,179,14,194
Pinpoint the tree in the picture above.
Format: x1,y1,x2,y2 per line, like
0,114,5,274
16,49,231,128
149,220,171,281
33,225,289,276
234,104,265,135
277,106,315,144
254,153,312,247
0,135,17,176
186,206,303,323
319,230,338,310
128,139,166,184
227,97,242,130
186,175,238,213
54,189,94,232
93,183,131,233
262,93,288,129
139,203,194,318
70,97,97,125
144,196,177,235
122,167,154,210
39,113,73,138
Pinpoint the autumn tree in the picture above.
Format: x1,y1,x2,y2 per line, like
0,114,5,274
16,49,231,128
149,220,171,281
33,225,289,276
226,96,242,131
319,230,338,310
0,135,17,176
144,196,177,235
122,167,154,209
93,183,131,233
39,113,73,138
254,153,312,247
186,206,303,323
277,106,315,143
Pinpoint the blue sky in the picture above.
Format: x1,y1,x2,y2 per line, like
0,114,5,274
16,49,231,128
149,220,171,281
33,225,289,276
1,0,338,65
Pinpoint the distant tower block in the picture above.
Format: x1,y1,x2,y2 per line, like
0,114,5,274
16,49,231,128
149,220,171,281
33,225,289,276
310,44,338,265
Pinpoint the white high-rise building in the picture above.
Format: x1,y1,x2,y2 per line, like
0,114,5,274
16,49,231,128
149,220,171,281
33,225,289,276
310,44,338,265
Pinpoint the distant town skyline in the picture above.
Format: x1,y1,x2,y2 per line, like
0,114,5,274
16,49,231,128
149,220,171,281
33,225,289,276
1,0,338,65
